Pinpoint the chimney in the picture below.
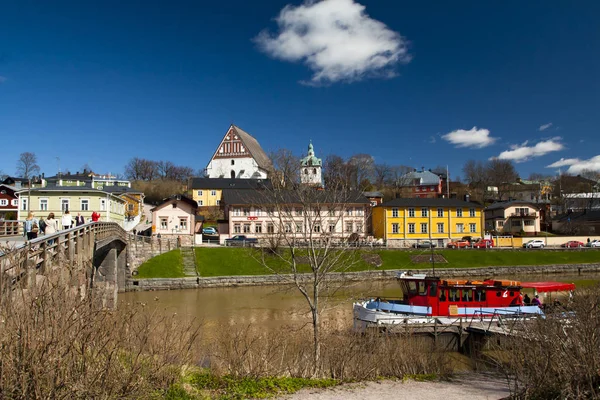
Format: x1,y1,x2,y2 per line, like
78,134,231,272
464,194,470,202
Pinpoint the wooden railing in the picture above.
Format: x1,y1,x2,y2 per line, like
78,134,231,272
0,222,126,297
0,220,23,236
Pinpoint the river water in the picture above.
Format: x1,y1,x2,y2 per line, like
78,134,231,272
120,272,599,335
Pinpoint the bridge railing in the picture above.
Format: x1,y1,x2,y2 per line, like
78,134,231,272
0,222,126,298
0,220,24,237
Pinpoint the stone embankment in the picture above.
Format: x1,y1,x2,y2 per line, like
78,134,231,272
125,263,600,292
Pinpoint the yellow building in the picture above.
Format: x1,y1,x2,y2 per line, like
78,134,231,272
190,178,272,218
372,198,484,247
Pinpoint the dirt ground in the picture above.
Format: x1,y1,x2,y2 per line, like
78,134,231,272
278,373,511,400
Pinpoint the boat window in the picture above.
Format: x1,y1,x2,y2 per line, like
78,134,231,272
449,289,459,302
462,289,473,302
496,291,501,297
407,281,418,295
429,282,438,297
439,289,447,302
475,290,486,302
509,291,514,297
418,281,427,295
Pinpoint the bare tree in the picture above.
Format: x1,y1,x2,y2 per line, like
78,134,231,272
80,163,92,174
16,152,40,179
249,183,370,374
124,158,158,181
347,154,374,190
269,148,300,188
462,160,487,203
323,155,350,189
156,161,176,180
486,159,519,201
373,163,391,189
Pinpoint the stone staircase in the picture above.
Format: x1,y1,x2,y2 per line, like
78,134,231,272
180,247,197,276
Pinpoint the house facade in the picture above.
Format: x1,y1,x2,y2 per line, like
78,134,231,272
151,195,197,238
484,201,541,234
372,198,484,247
222,189,370,242
0,184,19,220
398,169,443,198
16,186,126,225
205,124,271,179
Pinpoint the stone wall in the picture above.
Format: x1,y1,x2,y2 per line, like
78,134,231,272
126,235,180,272
125,263,600,292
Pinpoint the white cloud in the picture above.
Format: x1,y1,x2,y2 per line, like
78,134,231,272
255,0,410,85
546,155,600,174
538,122,553,131
441,127,497,148
494,137,564,163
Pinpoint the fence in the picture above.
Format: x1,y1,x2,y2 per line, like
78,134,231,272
0,220,23,237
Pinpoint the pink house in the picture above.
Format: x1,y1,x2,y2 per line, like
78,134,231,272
151,195,198,239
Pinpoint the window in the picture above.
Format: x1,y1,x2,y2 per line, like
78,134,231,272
408,208,415,217
408,223,415,233
456,223,464,233
231,160,235,165
211,190,216,196
160,218,168,230
437,223,444,233
524,220,534,226
40,198,48,211
216,200,220,206
313,224,321,233
437,208,443,217
345,208,353,216
296,208,303,216
180,218,188,230
392,223,399,234
61,199,70,212
356,223,363,233
355,207,364,216
421,223,428,233
233,208,240,216
469,223,476,233
100,199,106,211
267,223,274,234
421,208,428,217
198,200,204,206
255,224,262,234
11,199,17,206
512,220,521,228
345,223,353,233
0,199,7,206
21,198,28,211
234,224,241,233
329,222,336,233
81,199,89,211
469,208,476,217
267,208,274,216
392,208,399,218
284,223,292,233
498,221,504,227
296,223,303,233
128,204,134,211
197,190,203,196
244,224,251,233
456,208,463,217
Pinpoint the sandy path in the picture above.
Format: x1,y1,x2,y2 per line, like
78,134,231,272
278,373,510,400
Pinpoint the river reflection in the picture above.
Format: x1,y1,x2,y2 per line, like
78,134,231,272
120,273,599,336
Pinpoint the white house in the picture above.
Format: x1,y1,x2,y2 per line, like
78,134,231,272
205,124,271,179
151,195,198,239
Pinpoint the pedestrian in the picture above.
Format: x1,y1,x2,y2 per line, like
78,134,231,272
523,293,531,306
45,212,59,245
24,212,39,240
532,294,542,308
91,211,101,222
62,210,73,230
75,212,85,226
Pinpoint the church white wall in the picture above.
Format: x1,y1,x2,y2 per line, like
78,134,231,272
207,157,268,179
301,166,322,186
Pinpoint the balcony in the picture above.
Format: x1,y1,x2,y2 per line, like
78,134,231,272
508,212,537,218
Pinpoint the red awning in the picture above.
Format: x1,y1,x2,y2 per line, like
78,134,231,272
521,281,576,292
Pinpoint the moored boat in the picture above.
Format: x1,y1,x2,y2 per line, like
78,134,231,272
353,272,575,329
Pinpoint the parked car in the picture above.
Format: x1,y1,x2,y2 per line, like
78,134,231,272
472,239,495,249
224,235,258,247
523,239,545,249
561,240,584,248
413,240,436,248
447,239,470,249
202,227,218,235
586,240,600,248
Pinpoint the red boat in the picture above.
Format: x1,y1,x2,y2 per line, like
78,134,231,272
353,272,575,327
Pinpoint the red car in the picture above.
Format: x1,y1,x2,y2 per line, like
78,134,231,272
561,241,584,248
447,239,470,249
472,239,495,248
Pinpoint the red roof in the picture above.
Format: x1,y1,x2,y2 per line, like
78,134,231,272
521,281,576,292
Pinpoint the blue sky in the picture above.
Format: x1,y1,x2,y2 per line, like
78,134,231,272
1,0,599,179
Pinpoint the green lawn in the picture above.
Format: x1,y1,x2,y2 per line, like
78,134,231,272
136,249,186,278
136,247,600,278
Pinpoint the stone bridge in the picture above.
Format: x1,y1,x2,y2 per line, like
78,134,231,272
0,222,178,308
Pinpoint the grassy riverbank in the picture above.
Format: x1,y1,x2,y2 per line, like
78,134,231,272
136,247,600,278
